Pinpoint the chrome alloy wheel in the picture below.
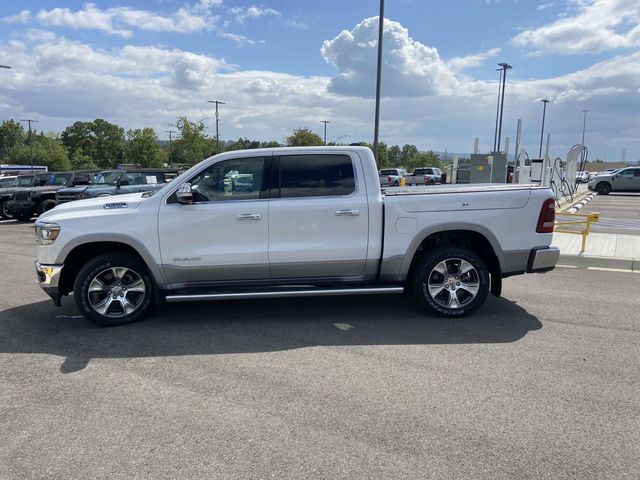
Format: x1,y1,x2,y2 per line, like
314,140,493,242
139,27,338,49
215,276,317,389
87,267,146,318
427,258,480,309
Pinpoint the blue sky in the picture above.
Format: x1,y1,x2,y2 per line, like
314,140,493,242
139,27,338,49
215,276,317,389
1,0,639,161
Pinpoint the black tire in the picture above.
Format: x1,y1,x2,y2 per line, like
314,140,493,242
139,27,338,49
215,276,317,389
393,181,399,186
37,199,58,216
0,200,11,220
14,212,32,222
411,246,490,318
74,252,154,326
596,182,611,195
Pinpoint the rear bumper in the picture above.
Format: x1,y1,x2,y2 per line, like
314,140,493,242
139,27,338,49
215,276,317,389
527,246,560,273
35,261,64,306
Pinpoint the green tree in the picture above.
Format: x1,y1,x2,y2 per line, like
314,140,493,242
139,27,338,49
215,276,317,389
401,144,419,167
61,119,125,169
226,137,262,151
0,120,25,161
125,128,165,167
408,151,442,172
8,132,71,171
286,128,323,147
173,117,213,166
260,140,281,148
69,148,99,170
388,145,401,166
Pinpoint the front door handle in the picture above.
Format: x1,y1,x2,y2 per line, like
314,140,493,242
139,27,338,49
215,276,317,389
335,209,360,216
236,213,262,220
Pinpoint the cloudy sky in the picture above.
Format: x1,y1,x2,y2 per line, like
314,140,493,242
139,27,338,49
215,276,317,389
1,0,639,162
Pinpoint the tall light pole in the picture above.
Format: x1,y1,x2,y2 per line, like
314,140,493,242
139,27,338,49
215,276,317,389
20,119,38,171
321,120,330,145
581,109,588,146
372,0,385,161
496,62,512,153
539,99,549,158
493,68,503,152
208,100,225,154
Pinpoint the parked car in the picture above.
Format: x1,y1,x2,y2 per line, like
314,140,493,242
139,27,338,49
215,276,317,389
588,167,640,194
0,173,51,220
34,146,558,326
378,168,406,186
576,171,590,183
9,170,99,221
55,169,179,204
404,167,443,186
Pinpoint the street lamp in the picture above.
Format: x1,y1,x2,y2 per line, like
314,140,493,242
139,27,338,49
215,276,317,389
539,99,549,158
581,109,588,146
495,62,512,153
372,0,385,161
20,119,38,171
207,100,225,154
321,120,330,145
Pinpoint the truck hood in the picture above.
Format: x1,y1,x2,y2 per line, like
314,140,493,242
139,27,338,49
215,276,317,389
40,192,146,221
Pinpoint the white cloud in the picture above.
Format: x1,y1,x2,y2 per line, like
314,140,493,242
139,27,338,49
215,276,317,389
447,48,501,72
2,9,30,24
0,18,638,161
321,17,459,97
2,2,220,38
218,32,257,46
513,0,640,54
227,5,281,24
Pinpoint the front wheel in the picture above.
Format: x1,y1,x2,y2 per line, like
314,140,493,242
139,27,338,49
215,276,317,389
411,246,490,317
74,253,154,326
596,182,611,195
0,200,12,220
37,199,57,216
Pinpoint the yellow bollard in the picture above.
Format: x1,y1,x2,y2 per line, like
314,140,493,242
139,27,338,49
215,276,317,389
400,177,406,187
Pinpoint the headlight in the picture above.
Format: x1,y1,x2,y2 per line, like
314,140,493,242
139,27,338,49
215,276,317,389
35,222,61,246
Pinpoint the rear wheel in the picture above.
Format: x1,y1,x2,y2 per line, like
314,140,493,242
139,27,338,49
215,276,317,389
596,182,611,195
74,253,154,326
412,246,490,317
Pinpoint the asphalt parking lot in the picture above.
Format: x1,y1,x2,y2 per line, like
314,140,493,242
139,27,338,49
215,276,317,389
579,192,640,235
1,222,639,479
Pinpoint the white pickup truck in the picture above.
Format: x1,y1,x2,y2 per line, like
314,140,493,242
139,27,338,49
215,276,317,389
34,146,559,326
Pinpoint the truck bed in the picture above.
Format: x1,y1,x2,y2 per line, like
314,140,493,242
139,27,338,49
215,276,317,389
382,183,541,196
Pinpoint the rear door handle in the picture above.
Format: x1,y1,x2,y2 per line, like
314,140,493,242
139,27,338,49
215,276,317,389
236,213,262,220
335,209,360,216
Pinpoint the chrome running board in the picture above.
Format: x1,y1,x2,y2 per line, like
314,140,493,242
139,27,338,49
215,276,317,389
165,286,404,303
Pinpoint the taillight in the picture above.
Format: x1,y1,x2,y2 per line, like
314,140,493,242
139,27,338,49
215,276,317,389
388,176,392,184
536,198,555,233
423,175,428,184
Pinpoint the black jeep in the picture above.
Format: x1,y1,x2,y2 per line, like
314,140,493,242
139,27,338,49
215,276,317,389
0,173,51,220
10,170,99,221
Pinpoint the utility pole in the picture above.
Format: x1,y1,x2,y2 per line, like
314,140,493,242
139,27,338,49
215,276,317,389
208,100,225,154
20,119,38,171
539,99,549,158
496,63,512,153
372,0,385,161
321,120,330,145
493,69,503,152
581,109,588,146
164,130,176,163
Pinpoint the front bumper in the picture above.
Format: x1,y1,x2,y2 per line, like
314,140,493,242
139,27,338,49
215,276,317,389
35,261,64,306
527,246,560,273
12,201,36,215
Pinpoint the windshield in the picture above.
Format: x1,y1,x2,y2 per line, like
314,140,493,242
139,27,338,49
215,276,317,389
95,171,122,185
380,169,398,175
46,173,73,186
17,176,34,186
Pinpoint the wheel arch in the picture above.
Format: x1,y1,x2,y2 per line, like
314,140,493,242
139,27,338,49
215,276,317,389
57,236,166,297
400,226,503,295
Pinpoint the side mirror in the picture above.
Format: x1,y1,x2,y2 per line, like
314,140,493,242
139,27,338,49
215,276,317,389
177,183,193,204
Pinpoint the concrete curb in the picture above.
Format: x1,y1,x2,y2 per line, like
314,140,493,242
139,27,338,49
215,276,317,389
564,191,597,213
557,253,640,271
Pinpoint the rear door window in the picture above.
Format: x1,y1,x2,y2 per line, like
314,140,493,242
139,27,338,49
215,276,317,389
279,154,355,198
